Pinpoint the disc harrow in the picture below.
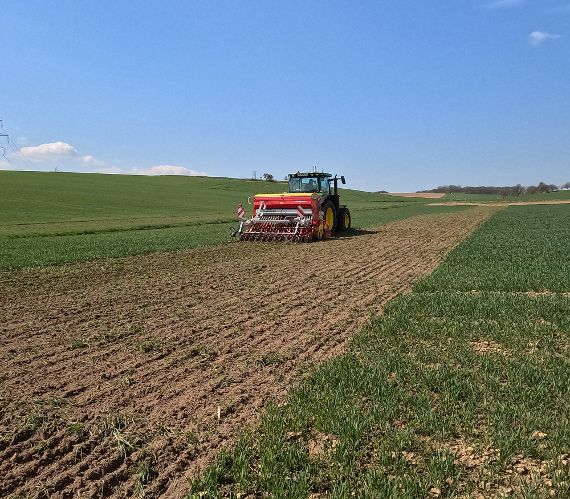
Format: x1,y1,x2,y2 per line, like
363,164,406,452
240,221,315,242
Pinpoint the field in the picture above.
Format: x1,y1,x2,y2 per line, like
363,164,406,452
191,204,570,497
442,190,570,202
0,200,493,496
2,171,565,270
1,172,569,498
0,171,446,269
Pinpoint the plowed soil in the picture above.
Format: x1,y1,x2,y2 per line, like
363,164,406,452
0,207,496,498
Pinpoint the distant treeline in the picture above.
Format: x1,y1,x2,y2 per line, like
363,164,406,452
421,181,570,196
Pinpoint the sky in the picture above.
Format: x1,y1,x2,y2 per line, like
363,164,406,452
1,0,569,192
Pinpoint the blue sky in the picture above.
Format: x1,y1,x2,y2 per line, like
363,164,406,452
1,0,568,191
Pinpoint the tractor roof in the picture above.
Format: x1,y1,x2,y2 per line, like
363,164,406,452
288,172,332,178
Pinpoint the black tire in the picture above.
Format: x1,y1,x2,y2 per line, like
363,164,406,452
336,207,351,231
336,207,345,231
321,200,336,233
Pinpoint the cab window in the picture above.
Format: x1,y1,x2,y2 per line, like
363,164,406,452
289,177,319,193
319,178,330,194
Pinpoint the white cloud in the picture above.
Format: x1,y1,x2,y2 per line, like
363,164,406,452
20,141,78,161
9,141,208,177
95,164,209,176
81,154,106,167
485,0,526,9
529,31,561,45
94,165,123,174
17,141,106,168
135,164,208,176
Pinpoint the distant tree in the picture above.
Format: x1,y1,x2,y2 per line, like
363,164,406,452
531,182,556,194
422,181,561,196
262,173,275,182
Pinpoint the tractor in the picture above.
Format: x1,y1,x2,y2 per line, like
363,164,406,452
235,171,351,242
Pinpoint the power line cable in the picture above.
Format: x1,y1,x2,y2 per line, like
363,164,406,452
0,121,10,165
1,146,13,164
0,121,8,141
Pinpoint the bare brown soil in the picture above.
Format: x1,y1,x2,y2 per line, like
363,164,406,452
0,207,496,498
388,192,446,199
434,439,563,498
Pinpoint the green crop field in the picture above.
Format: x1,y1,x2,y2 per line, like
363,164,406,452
191,204,570,498
443,191,570,202
0,170,429,229
417,205,570,292
0,171,461,269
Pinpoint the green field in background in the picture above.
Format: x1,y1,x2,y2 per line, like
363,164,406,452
0,171,453,269
443,190,570,202
0,171,425,229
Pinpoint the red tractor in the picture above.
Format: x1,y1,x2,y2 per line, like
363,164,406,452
236,172,351,242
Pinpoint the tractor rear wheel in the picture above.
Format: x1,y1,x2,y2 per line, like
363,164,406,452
322,201,336,233
336,207,351,231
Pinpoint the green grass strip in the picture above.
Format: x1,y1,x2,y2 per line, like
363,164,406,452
0,223,235,269
416,205,570,292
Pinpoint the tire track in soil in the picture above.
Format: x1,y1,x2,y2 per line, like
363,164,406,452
0,207,497,498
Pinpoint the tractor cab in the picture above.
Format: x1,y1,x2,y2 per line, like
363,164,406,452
287,172,345,197
288,173,330,194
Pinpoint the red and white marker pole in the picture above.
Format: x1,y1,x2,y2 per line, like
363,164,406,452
237,203,245,219
296,205,305,218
